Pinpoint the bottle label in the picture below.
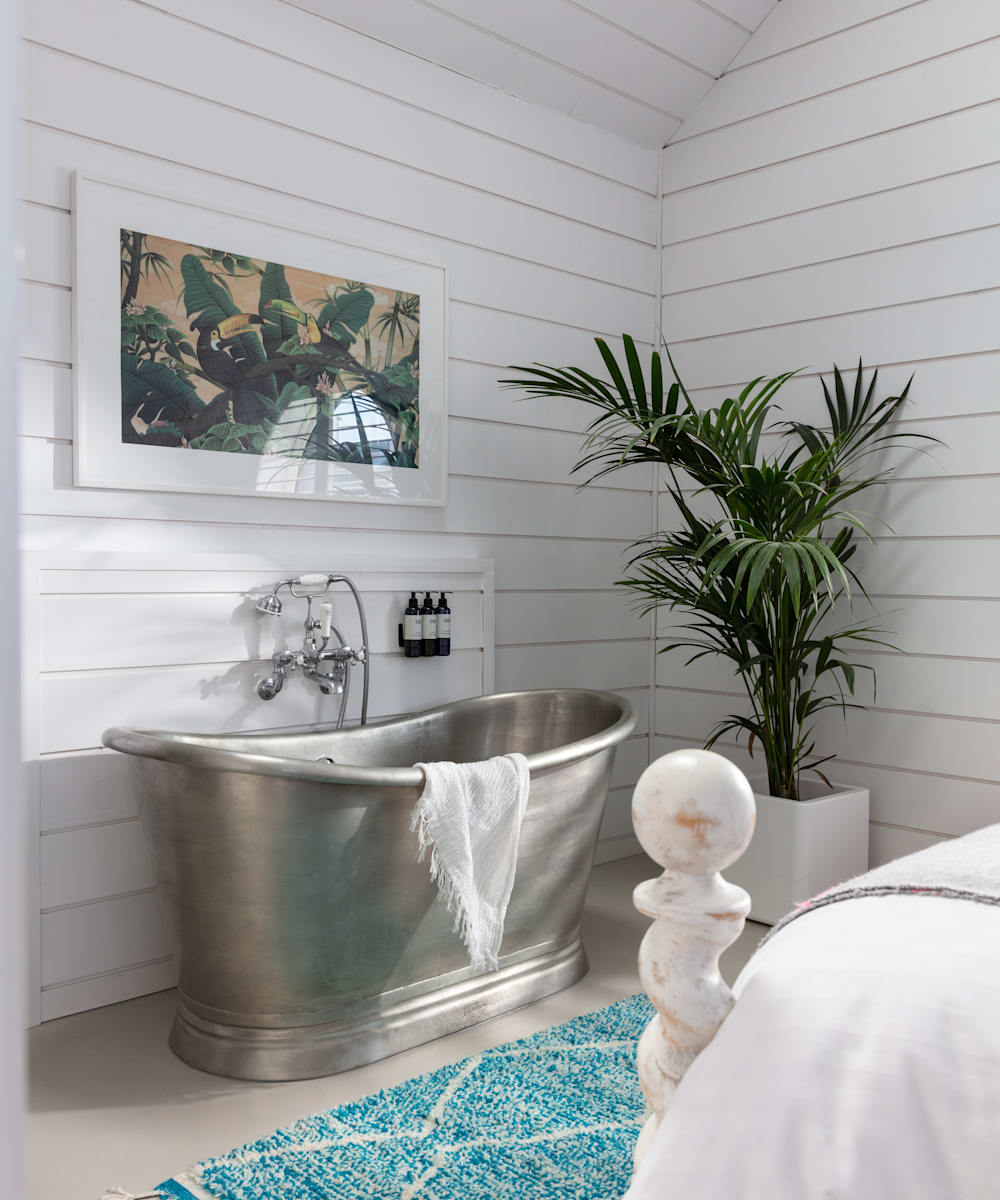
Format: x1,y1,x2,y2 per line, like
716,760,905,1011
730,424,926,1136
437,613,451,637
404,615,421,640
422,614,437,638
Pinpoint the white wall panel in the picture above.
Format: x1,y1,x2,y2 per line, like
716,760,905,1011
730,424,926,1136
663,162,1000,292
19,359,71,441
659,594,1000,661
656,649,1000,726
495,641,649,694
664,39,1000,192
413,0,709,118
274,0,775,146
22,46,655,292
663,224,1000,343
40,589,483,672
21,283,69,363
40,959,177,1023
496,591,646,646
571,0,748,76
654,688,1000,784
41,821,153,910
666,290,1000,393
149,0,658,191
868,824,947,869
852,538,1000,600
40,891,170,986
32,555,495,751
40,752,138,832
658,0,1000,873
29,529,635,592
683,0,1000,138
661,103,1000,243
599,786,636,842
729,0,934,70
288,0,678,147
611,736,651,791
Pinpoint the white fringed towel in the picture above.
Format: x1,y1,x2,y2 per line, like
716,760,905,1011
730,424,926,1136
411,753,530,971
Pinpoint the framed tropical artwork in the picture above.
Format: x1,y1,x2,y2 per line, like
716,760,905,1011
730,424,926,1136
72,173,447,505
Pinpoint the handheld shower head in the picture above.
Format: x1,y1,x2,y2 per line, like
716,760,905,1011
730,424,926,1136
256,592,283,616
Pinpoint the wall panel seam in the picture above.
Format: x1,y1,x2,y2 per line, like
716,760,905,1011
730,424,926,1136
661,97,1000,198
289,0,686,123
131,0,661,196
40,885,157,915
40,955,173,992
661,157,1000,242
654,732,1000,789
20,121,656,296
661,220,1000,297
40,817,140,837
686,348,1000,395
671,32,1000,146
655,689,1000,726
22,40,661,246
723,0,939,76
668,282,1000,345
555,0,717,78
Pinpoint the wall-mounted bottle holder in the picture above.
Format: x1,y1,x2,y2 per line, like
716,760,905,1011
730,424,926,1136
398,590,452,658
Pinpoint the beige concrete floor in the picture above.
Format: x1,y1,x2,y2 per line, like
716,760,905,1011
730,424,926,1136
27,854,766,1200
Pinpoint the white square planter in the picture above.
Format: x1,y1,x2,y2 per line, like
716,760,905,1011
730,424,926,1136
724,778,870,925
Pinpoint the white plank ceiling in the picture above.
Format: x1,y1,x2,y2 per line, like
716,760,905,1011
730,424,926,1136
287,0,781,147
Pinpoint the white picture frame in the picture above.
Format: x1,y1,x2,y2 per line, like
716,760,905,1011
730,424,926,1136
72,172,448,506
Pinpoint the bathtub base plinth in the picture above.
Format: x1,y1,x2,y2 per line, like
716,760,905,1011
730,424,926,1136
168,933,589,1081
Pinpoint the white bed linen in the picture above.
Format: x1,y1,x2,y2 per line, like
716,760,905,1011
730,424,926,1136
626,895,1000,1200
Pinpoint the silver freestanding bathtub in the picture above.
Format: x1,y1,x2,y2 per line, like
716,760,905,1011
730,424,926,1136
103,688,635,1081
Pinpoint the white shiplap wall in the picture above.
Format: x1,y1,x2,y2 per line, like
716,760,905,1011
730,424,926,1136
657,0,1000,865
286,0,781,147
19,0,659,1020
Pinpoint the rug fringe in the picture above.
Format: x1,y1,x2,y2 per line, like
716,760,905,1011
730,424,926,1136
99,1188,165,1200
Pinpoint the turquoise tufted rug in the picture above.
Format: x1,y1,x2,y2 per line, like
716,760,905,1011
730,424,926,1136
156,993,653,1200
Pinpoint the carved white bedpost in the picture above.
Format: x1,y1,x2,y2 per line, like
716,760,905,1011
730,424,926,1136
631,748,756,1167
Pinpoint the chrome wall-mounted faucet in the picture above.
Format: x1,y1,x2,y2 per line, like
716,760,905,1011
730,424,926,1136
255,573,370,727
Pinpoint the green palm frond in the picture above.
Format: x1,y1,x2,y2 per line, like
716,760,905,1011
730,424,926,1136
504,340,940,799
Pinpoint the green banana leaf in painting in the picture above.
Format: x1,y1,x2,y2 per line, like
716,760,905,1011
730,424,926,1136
120,229,421,467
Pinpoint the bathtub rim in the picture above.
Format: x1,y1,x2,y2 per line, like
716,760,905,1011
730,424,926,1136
101,687,637,788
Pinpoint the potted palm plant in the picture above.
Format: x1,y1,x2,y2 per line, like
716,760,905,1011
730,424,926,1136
504,339,930,923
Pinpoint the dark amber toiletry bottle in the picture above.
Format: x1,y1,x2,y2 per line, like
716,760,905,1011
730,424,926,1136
420,591,437,657
435,592,451,657
403,592,421,657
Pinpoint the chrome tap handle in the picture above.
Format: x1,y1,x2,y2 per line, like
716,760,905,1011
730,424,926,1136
257,650,297,701
255,652,294,700
257,673,283,701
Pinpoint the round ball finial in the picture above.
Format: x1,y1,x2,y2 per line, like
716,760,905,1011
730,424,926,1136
632,748,755,874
